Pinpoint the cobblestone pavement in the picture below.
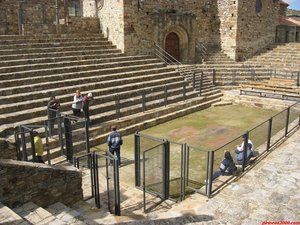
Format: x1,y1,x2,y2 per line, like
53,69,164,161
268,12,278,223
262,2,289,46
154,128,300,225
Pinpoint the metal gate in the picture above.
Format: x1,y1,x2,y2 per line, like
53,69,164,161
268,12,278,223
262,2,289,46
74,152,121,216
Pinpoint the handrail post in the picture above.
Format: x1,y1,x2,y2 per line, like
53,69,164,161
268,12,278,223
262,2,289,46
242,132,249,172
207,150,214,197
164,85,168,106
285,107,290,137
212,69,216,85
297,71,300,87
267,117,273,151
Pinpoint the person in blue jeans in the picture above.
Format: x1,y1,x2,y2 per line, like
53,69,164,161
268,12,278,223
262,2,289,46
107,125,123,166
212,151,237,180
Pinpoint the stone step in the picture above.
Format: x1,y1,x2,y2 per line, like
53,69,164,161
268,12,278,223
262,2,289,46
0,67,175,114
0,55,154,80
46,202,87,225
0,48,122,61
0,70,179,105
0,40,113,50
0,52,125,67
0,58,163,81
0,202,31,225
0,79,191,125
0,80,193,138
13,202,58,225
0,44,117,55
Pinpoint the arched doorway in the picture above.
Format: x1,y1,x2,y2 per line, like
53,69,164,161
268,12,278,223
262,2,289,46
165,32,180,61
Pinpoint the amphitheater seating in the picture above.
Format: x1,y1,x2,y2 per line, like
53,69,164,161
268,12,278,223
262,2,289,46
0,34,222,161
239,78,300,100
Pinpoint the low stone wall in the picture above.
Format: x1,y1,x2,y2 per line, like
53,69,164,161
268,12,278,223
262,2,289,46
0,159,83,208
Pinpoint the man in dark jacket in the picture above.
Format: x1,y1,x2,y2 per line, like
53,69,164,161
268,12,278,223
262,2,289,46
107,125,123,166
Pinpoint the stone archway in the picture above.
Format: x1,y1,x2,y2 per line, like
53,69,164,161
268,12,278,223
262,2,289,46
164,26,189,63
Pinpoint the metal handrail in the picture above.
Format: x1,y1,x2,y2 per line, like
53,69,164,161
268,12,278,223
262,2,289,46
154,42,182,70
195,41,208,62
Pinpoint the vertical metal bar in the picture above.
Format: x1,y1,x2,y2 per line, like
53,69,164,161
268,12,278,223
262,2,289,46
44,123,51,165
64,117,73,161
205,151,210,195
242,132,249,172
14,132,21,160
297,72,300,87
134,132,141,187
85,119,90,153
114,156,121,216
105,153,111,212
164,85,167,106
90,154,95,198
142,89,146,112
192,72,196,89
95,154,100,208
76,158,79,169
143,151,146,213
207,151,214,197
20,126,28,161
212,69,216,85
182,143,187,200
58,116,64,155
186,146,190,186
180,144,184,201
29,130,37,162
285,107,290,136
73,156,77,167
163,141,170,200
267,118,273,151
200,71,204,96
183,82,186,101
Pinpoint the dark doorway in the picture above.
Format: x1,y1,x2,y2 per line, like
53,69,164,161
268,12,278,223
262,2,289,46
285,31,289,43
165,32,180,61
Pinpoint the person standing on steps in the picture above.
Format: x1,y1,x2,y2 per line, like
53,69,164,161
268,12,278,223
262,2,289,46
33,131,44,164
107,125,123,166
72,90,83,117
82,92,94,124
47,96,60,136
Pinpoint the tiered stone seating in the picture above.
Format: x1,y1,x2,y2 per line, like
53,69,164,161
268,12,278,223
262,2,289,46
247,43,300,73
239,77,300,100
0,34,222,160
197,51,272,86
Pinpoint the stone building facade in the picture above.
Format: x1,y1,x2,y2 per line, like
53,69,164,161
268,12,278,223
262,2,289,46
0,0,289,61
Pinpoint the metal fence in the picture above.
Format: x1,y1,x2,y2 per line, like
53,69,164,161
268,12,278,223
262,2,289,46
73,151,121,216
135,101,300,205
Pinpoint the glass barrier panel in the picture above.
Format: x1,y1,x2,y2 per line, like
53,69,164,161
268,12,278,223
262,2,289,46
288,103,300,132
169,142,183,200
270,110,287,147
249,120,269,155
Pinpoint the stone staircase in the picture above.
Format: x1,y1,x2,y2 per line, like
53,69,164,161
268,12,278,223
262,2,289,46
197,51,272,86
246,43,300,73
0,200,224,225
0,34,222,161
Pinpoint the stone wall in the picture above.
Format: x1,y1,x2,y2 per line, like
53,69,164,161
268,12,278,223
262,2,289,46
235,0,280,60
120,0,220,63
0,159,83,208
99,0,125,52
217,0,238,60
82,0,97,17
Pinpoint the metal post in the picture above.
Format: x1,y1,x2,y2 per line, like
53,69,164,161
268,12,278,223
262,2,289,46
192,72,196,89
212,69,216,85
85,119,90,153
297,72,300,87
142,89,146,112
58,116,64,155
94,154,100,208
183,82,186,101
105,153,111,212
134,132,141,187
267,118,273,151
186,146,190,186
44,123,51,165
29,130,37,162
163,141,170,200
207,151,214,197
285,107,290,136
205,151,210,195
180,144,184,201
200,71,204,96
115,94,120,119
182,144,187,200
164,85,168,106
64,116,73,161
242,132,249,172
143,151,146,212
20,126,28,161
114,156,121,216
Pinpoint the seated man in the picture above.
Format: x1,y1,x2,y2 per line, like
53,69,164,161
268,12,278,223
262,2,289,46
212,151,237,180
235,135,254,165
